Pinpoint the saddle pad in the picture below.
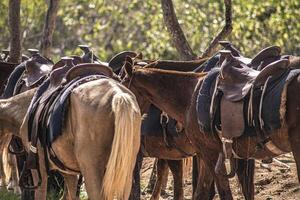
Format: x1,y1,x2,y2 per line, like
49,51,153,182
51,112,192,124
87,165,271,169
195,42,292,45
262,69,300,133
2,62,26,98
196,68,220,133
141,104,178,137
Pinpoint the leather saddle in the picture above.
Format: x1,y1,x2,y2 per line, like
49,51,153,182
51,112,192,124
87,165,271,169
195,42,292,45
217,50,289,141
219,41,281,70
22,52,53,87
78,45,108,66
108,51,138,73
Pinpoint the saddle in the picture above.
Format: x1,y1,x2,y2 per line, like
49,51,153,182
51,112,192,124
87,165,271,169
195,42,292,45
218,50,288,102
216,50,290,159
65,63,114,82
219,41,281,70
78,45,108,65
22,51,53,87
108,51,137,73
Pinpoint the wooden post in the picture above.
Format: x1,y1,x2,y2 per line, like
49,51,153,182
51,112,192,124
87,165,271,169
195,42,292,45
8,0,21,63
161,0,197,60
40,0,60,57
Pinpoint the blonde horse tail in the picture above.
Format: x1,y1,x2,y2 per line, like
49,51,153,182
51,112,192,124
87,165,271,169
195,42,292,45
2,146,12,184
103,91,141,200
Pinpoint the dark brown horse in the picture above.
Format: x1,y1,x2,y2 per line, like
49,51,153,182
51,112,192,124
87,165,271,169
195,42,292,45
117,56,210,200
123,56,300,199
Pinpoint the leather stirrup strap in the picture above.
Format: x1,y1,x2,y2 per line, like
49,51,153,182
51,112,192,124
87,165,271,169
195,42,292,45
160,112,171,148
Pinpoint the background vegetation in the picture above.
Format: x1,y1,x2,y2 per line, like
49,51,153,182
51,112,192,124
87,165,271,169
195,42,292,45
0,0,299,61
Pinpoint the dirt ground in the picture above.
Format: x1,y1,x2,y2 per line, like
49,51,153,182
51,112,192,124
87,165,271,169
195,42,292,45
140,153,300,200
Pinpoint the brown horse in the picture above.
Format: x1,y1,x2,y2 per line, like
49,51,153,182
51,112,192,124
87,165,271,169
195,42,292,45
122,56,300,199
130,58,208,200
0,74,142,199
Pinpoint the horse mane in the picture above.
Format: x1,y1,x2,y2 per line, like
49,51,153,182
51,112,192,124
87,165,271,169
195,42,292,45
143,57,209,70
136,66,207,78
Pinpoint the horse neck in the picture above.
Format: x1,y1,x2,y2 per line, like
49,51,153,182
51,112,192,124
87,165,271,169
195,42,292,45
0,89,35,133
133,69,203,123
154,59,207,72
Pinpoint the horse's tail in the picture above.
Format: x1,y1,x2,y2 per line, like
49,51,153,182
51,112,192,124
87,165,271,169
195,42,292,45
2,145,12,184
103,91,141,200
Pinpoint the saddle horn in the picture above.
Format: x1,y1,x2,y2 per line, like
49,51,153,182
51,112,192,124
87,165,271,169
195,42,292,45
78,44,91,54
219,41,241,57
28,49,39,57
61,56,75,67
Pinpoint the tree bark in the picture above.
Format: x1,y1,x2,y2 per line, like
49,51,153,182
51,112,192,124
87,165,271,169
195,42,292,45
201,0,233,58
40,0,60,57
161,0,197,60
8,0,21,63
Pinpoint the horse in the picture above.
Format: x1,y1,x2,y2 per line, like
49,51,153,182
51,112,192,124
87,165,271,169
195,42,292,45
122,56,257,200
0,69,142,199
126,57,209,200
121,54,300,199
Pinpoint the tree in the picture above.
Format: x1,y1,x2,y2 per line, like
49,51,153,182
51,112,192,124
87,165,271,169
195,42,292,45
40,0,60,57
8,0,21,63
161,0,197,60
201,0,232,57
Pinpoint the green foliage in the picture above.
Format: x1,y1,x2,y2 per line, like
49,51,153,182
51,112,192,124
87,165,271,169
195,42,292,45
0,0,299,61
0,189,19,200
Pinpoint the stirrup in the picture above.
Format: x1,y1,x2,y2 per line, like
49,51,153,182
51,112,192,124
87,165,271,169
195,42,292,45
215,138,236,178
19,163,42,190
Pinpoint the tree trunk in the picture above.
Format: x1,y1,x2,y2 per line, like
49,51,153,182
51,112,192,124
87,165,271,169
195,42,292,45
8,0,21,63
40,0,60,57
201,0,233,57
161,0,197,60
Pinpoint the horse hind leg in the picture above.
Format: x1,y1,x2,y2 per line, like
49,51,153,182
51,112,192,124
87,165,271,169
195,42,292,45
167,159,184,200
60,173,79,200
150,159,169,200
288,126,300,184
193,155,215,200
236,158,255,200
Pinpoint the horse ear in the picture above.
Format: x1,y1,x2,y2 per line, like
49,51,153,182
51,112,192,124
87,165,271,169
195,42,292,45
124,56,133,76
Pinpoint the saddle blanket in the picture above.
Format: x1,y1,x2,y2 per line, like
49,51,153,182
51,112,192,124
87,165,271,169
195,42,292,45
142,104,178,137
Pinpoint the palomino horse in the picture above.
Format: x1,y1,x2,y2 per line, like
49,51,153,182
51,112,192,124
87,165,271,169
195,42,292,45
122,55,300,199
123,56,255,200
0,47,104,199
0,72,142,199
